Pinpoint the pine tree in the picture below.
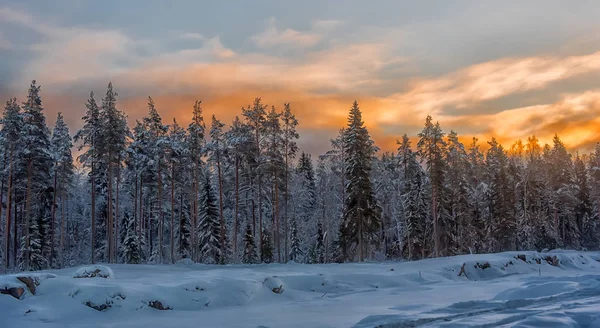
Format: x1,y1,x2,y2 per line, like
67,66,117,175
2,97,22,271
187,100,206,261
313,221,325,264
21,81,53,271
417,115,448,257
340,101,381,261
289,217,302,262
74,91,104,264
260,228,274,263
50,112,74,267
242,222,258,264
207,115,227,262
198,174,221,264
398,135,427,260
99,82,129,263
123,211,141,264
281,103,299,261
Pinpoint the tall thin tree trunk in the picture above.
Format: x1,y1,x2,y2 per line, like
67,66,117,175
284,152,289,262
13,190,17,267
24,160,32,271
107,162,113,263
170,161,175,264
275,166,280,262
158,159,164,264
4,150,12,272
134,173,138,236
115,164,120,262
217,152,225,263
193,156,199,261
60,187,65,267
233,156,239,258
91,160,96,264
50,170,57,266
139,176,143,240
432,186,439,258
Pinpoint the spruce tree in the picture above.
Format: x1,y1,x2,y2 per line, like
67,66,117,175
50,112,74,267
198,174,221,264
21,81,53,271
340,101,381,261
123,211,141,264
260,228,274,263
242,222,258,264
289,217,302,262
2,97,22,271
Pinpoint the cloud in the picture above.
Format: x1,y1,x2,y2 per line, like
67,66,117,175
0,32,11,49
180,33,205,41
251,17,322,48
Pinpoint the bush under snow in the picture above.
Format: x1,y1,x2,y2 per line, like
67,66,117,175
73,265,114,279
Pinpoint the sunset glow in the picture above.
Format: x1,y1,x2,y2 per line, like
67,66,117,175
2,1,600,153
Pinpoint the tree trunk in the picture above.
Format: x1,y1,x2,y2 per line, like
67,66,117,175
134,173,138,236
139,176,143,241
432,186,439,258
13,189,18,267
158,159,163,264
193,156,199,261
115,164,120,262
217,151,225,263
91,160,96,264
50,170,57,267
284,152,289,262
24,160,32,271
233,156,239,258
60,187,65,267
170,161,175,264
4,150,13,272
107,162,113,263
275,166,280,262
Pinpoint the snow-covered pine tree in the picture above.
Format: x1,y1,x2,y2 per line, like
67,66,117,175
313,220,325,264
123,211,141,264
548,135,579,248
142,97,168,263
281,103,299,261
289,217,302,262
242,98,267,257
187,100,206,261
574,153,593,249
74,91,104,264
99,82,129,263
207,115,227,263
168,118,188,263
398,135,427,260
2,97,22,271
50,112,74,267
263,106,284,262
340,101,381,261
242,222,258,264
260,228,274,263
20,81,53,271
198,174,221,264
444,131,470,255
417,115,448,257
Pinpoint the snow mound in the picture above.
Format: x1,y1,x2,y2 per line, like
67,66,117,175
263,276,284,294
73,265,114,279
175,258,195,266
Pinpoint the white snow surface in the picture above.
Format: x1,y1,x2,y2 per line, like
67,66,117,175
2,250,600,327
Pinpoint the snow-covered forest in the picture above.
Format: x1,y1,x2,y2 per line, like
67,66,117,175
1,80,599,272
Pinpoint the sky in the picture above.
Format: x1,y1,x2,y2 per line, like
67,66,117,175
2,0,600,155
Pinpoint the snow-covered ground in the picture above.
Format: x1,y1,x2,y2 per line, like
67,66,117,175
2,251,600,328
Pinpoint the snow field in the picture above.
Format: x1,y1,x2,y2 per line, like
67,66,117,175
1,250,600,327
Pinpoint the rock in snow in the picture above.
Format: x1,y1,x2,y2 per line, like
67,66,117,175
73,265,114,279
